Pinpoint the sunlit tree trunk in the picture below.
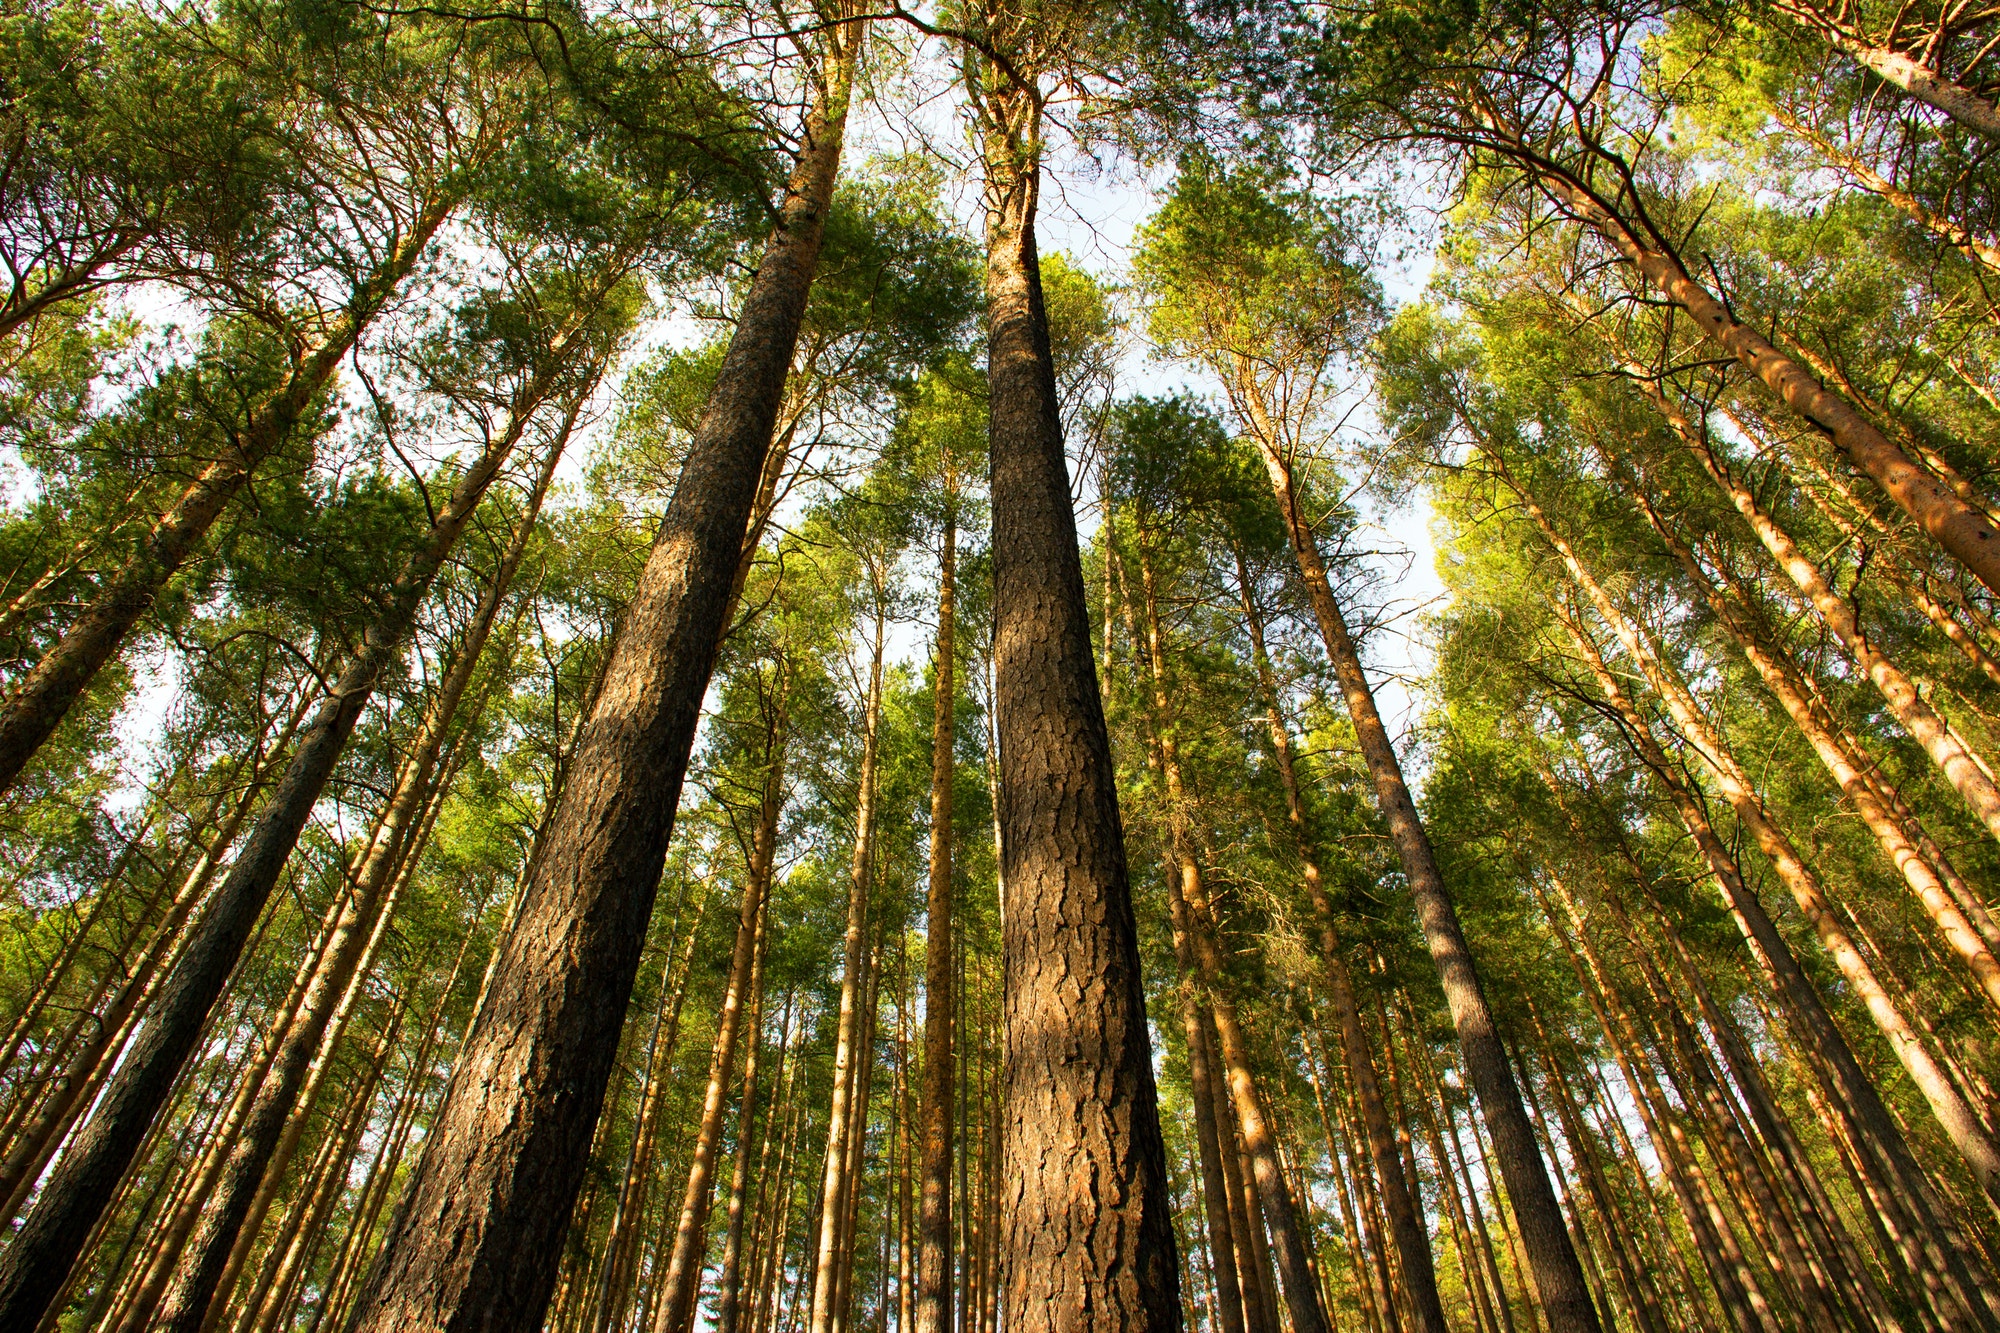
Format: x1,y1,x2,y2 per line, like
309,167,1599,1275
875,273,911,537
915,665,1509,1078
977,54,1180,1330
1234,381,1598,1332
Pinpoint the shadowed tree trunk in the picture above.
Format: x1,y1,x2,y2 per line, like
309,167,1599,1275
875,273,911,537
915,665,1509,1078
979,64,1181,1328
340,29,861,1330
918,497,957,1333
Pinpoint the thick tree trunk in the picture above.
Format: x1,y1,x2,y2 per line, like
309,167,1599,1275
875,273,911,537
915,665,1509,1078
980,81,1180,1331
918,509,957,1333
1234,388,1598,1333
0,192,458,796
342,33,859,1330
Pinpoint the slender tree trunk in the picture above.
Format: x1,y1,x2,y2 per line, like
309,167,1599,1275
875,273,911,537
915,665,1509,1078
1603,371,2000,861
808,598,887,1333
1563,614,1994,1333
156,389,572,1333
0,191,460,795
1130,546,1328,1333
344,33,860,1331
654,709,785,1333
0,309,580,1330
1538,513,2000,1216
1233,385,1597,1332
979,70,1180,1332
1231,545,1450,1333
919,503,957,1333
0,687,311,1221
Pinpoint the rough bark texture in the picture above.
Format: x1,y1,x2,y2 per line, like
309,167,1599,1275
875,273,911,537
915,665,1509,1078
342,39,857,1331
983,91,1181,1332
1238,416,1600,1333
917,512,956,1333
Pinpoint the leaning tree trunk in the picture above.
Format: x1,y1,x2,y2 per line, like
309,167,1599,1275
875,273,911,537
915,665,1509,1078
917,502,957,1333
1528,485,2000,1215
1496,134,2000,598
0,189,460,797
1560,612,1999,1333
979,73,1182,1331
0,311,564,1332
806,598,886,1333
1765,0,2000,141
1231,543,1452,1333
341,28,861,1332
1233,381,1600,1333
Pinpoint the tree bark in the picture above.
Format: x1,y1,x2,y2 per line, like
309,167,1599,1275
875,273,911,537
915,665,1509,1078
918,504,957,1333
980,70,1180,1332
342,32,859,1330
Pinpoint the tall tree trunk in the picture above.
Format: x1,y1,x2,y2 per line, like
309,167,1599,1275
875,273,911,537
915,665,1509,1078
1534,498,2000,1212
1131,533,1329,1333
0,190,460,795
343,31,860,1331
1559,613,1996,1333
1231,543,1451,1333
919,503,957,1333
653,708,785,1333
1233,384,1598,1333
808,597,887,1333
978,69,1180,1332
